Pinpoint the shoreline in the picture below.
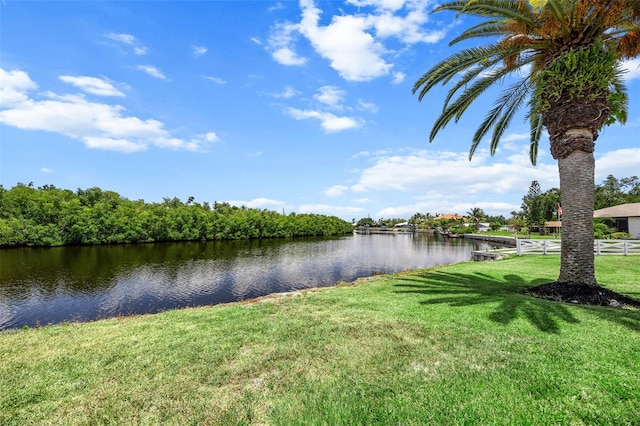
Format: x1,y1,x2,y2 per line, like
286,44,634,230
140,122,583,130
462,233,517,247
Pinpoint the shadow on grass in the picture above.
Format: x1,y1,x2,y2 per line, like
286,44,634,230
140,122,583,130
394,270,640,334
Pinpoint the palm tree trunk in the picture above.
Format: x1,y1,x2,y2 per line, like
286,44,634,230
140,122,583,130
557,146,598,287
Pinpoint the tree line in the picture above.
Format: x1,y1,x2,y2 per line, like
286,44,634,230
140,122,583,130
517,175,639,236
354,175,639,237
0,184,354,247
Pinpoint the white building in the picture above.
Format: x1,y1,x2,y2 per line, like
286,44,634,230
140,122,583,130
593,203,640,239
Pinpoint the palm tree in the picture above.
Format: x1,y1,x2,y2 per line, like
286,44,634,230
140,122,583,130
467,207,486,231
414,0,639,290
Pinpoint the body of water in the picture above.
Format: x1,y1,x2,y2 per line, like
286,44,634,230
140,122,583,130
0,233,484,330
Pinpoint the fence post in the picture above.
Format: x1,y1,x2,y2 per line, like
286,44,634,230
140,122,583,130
516,239,521,256
624,240,628,256
543,240,547,255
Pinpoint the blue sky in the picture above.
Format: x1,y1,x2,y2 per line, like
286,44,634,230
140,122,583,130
1,0,639,221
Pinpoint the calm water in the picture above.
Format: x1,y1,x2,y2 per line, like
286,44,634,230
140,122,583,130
0,233,483,330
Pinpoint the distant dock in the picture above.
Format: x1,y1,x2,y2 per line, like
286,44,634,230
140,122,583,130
463,234,517,247
353,227,433,235
463,234,516,261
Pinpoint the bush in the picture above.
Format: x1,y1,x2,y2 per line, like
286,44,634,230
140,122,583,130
609,232,633,240
450,225,475,235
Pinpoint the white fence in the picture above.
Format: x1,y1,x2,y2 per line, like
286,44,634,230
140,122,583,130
516,239,640,256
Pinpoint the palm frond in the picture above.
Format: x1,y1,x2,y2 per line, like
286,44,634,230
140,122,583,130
467,75,532,159
449,20,509,45
413,45,503,100
607,64,630,125
434,0,535,25
489,79,532,155
545,0,571,38
442,60,501,109
430,67,512,142
528,112,543,165
415,0,638,165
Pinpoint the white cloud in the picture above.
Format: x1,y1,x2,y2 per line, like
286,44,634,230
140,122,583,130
192,45,208,57
0,69,38,105
267,2,285,12
351,149,558,194
0,68,218,153
59,75,125,97
273,47,308,66
268,22,308,66
323,185,349,197
41,167,53,173
621,58,640,81
391,71,405,84
314,85,345,108
204,75,227,85
346,0,406,12
282,85,369,128
268,0,447,82
299,203,366,216
346,149,558,217
367,3,445,44
595,147,640,181
203,132,220,142
286,107,362,132
227,197,287,209
357,99,378,113
500,132,529,143
337,146,640,218
137,65,167,80
495,132,531,152
106,32,136,44
351,149,394,158
354,197,374,203
250,37,263,45
83,136,146,153
106,33,147,55
298,1,391,81
271,86,299,98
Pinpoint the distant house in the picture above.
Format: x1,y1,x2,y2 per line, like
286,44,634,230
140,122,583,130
593,203,640,238
477,222,491,232
544,221,562,235
434,214,463,220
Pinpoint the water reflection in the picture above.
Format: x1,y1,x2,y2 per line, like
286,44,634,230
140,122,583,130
0,233,477,330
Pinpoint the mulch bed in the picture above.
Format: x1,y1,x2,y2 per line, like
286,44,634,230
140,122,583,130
526,282,640,308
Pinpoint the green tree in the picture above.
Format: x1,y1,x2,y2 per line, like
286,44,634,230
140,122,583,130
356,217,375,227
0,184,353,247
540,187,561,222
409,212,434,230
413,0,639,288
485,214,506,231
521,181,545,234
595,175,640,209
466,207,486,231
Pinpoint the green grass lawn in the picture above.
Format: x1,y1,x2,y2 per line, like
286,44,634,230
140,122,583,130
481,230,560,239
2,256,639,425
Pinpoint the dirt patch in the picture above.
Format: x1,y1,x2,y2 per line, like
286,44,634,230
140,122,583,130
526,282,640,308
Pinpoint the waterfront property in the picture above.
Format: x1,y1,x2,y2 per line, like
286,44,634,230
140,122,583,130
2,256,638,425
516,239,640,256
594,202,640,238
464,234,640,260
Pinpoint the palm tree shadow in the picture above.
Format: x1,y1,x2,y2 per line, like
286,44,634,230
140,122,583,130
394,270,640,334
